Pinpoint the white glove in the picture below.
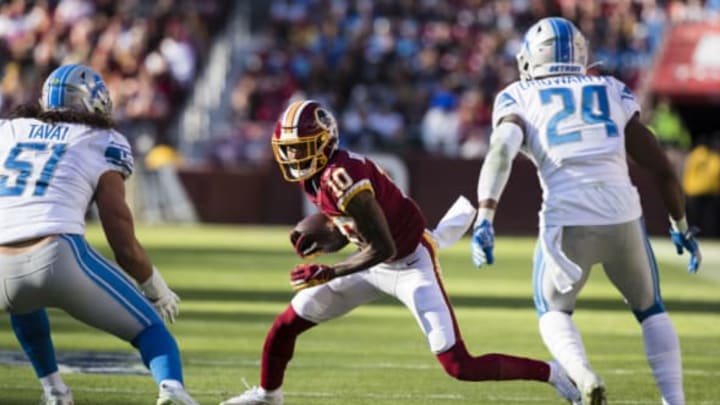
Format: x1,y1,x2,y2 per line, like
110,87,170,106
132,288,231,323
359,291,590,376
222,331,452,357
140,267,180,323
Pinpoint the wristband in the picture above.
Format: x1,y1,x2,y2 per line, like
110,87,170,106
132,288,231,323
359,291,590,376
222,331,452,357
476,207,496,224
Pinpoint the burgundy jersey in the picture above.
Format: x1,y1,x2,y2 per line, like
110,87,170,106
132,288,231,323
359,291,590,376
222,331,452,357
301,149,426,260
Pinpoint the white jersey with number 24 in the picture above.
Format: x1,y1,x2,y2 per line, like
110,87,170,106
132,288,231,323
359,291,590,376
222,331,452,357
493,75,643,226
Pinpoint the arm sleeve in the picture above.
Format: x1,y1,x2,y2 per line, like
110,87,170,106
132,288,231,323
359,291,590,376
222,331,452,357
608,77,640,124
476,121,524,203
86,130,134,189
320,166,374,213
103,131,134,179
491,86,523,129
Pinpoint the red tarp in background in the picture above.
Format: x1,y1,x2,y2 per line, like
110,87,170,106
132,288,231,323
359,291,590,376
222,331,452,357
651,23,720,102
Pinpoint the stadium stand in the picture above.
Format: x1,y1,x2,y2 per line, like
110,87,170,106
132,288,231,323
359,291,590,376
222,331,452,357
2,0,719,231
205,0,686,164
0,0,230,146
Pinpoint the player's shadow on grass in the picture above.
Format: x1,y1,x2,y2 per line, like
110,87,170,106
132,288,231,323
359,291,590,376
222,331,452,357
173,287,720,314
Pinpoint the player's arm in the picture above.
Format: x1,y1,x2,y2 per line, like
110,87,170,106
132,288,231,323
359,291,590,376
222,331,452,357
95,170,153,282
625,113,684,219
476,114,525,211
289,189,396,291
330,189,396,277
625,113,702,272
471,114,524,268
95,170,181,321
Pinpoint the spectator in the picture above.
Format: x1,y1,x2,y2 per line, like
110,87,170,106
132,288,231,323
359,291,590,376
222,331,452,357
420,89,460,156
225,0,674,162
649,97,692,180
1,0,230,147
683,135,720,237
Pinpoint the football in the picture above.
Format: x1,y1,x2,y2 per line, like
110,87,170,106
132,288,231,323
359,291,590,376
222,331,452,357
291,212,348,256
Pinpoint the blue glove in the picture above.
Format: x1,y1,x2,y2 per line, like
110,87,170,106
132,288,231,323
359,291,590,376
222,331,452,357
471,219,495,268
670,226,702,273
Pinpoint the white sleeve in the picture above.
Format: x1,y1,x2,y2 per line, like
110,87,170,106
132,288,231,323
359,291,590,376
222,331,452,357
103,131,134,178
476,121,524,205
608,76,640,123
84,130,134,189
491,85,523,129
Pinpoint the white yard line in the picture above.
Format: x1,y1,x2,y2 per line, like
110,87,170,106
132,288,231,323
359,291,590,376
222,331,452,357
0,383,718,404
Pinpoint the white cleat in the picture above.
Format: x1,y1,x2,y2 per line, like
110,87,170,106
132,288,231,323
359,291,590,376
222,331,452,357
220,386,284,405
39,388,73,405
548,360,582,404
579,371,607,405
157,382,200,405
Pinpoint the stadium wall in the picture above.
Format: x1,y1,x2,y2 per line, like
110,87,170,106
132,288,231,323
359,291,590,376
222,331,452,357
178,156,668,235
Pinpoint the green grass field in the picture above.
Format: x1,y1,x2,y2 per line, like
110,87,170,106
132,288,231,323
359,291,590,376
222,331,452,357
0,224,717,405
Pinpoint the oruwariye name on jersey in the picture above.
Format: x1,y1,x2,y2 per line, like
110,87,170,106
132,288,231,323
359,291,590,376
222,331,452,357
492,75,642,226
0,118,134,243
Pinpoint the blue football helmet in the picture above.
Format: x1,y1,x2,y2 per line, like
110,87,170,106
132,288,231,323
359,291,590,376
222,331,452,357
40,64,112,117
516,17,589,80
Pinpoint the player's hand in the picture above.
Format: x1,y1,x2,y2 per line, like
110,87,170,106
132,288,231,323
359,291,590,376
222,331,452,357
290,230,321,258
140,267,181,323
471,219,495,268
149,291,181,324
290,264,335,291
670,226,702,273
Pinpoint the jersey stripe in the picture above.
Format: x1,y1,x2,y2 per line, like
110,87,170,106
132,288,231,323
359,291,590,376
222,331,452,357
336,179,373,212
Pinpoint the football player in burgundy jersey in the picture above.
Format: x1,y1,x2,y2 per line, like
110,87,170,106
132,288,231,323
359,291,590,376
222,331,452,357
221,100,581,405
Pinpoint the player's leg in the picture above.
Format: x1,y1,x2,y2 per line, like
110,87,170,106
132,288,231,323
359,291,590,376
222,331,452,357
54,235,198,405
602,219,684,405
391,235,579,401
0,239,72,404
11,310,73,404
535,226,606,404
221,271,383,405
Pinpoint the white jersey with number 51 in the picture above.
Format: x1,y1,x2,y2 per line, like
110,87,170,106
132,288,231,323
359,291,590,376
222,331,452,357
0,118,133,243
493,75,643,227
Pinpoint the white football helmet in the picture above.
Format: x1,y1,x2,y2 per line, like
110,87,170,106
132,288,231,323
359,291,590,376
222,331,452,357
40,64,112,117
516,17,588,81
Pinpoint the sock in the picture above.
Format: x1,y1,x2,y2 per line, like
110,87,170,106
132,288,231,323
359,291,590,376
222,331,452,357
132,323,183,384
10,310,59,378
436,340,550,381
539,311,593,383
260,305,316,390
39,371,69,394
641,313,685,405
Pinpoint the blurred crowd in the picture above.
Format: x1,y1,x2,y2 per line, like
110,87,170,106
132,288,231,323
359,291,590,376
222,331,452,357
217,0,719,165
0,0,229,145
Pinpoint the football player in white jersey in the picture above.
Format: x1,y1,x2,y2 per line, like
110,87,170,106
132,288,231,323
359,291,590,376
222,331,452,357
0,64,199,405
470,17,701,405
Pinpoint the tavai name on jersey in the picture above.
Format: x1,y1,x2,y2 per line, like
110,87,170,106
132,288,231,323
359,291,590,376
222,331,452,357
28,124,69,142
